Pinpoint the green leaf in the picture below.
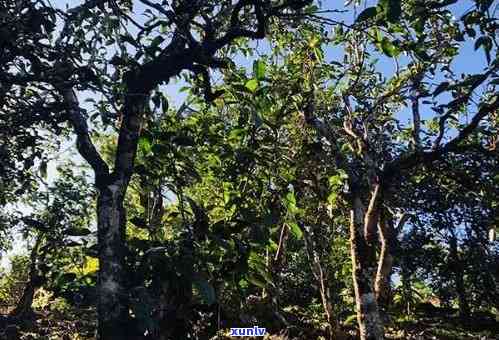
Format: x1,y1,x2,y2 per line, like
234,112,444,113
329,174,344,187
284,190,298,214
474,36,490,50
256,267,273,284
381,38,400,57
413,18,425,35
465,27,476,38
138,136,152,154
356,7,378,23
223,182,232,204
228,128,246,144
327,191,338,205
151,93,161,108
161,96,169,112
158,20,169,34
22,218,47,231
247,275,266,289
313,47,324,62
285,191,296,206
253,60,266,80
414,47,431,61
245,78,259,93
288,221,303,239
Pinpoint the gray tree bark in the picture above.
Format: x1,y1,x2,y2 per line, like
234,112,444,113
375,212,409,312
96,182,130,339
350,194,384,340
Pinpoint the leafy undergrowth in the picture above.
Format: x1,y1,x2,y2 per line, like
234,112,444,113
1,307,96,340
2,305,498,340
381,306,499,340
387,316,499,340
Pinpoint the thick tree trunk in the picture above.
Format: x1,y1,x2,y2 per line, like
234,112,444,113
96,182,130,340
375,216,395,313
375,212,410,313
350,196,384,340
375,247,393,313
12,281,36,319
60,86,130,339
94,91,145,339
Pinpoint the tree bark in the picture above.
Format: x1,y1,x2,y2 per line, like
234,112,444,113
375,213,409,312
375,215,395,313
95,87,146,339
10,236,43,320
350,195,384,340
60,86,134,339
96,181,130,340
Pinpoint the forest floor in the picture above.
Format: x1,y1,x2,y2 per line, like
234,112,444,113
1,306,498,339
385,317,499,339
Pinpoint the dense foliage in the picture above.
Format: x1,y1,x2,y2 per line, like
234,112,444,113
0,0,498,339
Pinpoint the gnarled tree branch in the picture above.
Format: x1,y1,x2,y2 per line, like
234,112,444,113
59,86,110,179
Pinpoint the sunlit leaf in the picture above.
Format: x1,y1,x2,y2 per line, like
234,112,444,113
381,38,400,57
245,79,259,93
253,60,266,80
288,221,303,239
138,136,152,154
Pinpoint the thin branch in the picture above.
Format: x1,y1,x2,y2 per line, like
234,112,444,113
384,95,499,177
138,0,175,20
411,73,424,150
364,183,381,243
394,212,410,233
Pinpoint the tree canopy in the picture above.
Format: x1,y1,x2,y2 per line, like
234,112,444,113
0,1,498,340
